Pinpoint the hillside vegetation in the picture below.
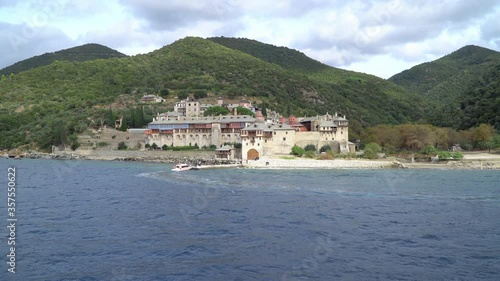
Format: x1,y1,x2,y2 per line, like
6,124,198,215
0,37,427,150
0,43,127,76
389,45,500,130
429,63,500,130
208,36,427,131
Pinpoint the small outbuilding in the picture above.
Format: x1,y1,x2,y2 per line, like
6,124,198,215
215,145,235,160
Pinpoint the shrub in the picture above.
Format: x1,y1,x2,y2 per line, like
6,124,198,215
111,135,116,139
452,152,463,159
317,153,334,160
98,142,109,147
162,144,169,151
209,144,217,150
304,150,316,158
291,145,305,156
346,152,357,159
151,143,158,150
438,151,452,160
319,145,331,153
171,146,198,151
326,150,336,158
145,143,150,149
364,142,381,159
117,142,127,150
420,145,437,155
70,141,80,151
304,144,316,151
461,143,473,151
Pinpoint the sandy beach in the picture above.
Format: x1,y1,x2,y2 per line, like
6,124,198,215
242,156,398,169
242,153,500,170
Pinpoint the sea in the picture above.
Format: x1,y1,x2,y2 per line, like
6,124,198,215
0,158,499,281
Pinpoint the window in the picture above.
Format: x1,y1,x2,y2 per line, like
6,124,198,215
283,137,286,141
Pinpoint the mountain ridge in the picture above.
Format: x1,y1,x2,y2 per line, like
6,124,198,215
388,44,500,129
0,43,127,76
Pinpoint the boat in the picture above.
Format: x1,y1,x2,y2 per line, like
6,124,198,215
171,163,192,172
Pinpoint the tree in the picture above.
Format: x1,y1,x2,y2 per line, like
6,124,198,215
363,142,381,159
203,106,230,116
261,104,267,117
236,106,255,117
106,105,115,127
162,144,169,150
177,92,189,100
159,89,169,98
151,143,158,150
132,106,145,127
472,124,494,148
193,91,207,99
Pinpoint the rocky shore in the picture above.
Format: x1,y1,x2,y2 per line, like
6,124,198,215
16,150,241,166
5,150,499,170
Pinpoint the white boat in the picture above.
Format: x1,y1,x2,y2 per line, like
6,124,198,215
171,163,192,172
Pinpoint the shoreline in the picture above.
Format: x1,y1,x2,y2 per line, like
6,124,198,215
4,150,499,170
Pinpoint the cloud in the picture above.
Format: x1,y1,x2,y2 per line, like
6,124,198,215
0,22,74,69
119,0,236,30
0,0,499,78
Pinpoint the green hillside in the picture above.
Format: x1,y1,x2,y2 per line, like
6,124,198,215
389,45,500,130
208,36,427,129
389,45,500,105
0,37,425,150
0,43,127,76
208,36,330,73
428,63,500,130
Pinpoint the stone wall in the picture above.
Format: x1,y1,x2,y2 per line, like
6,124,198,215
77,128,145,151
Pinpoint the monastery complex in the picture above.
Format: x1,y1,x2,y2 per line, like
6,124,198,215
144,98,353,160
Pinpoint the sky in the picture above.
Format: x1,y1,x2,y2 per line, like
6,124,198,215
0,0,498,79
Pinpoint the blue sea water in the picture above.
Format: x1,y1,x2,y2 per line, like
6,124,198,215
0,158,499,281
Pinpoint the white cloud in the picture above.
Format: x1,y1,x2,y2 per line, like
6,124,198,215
0,0,499,78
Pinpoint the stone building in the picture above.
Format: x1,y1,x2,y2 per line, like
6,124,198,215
145,115,255,148
241,113,350,161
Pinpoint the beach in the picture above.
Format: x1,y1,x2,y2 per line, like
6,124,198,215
242,156,398,169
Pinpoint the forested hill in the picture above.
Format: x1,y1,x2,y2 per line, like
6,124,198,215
0,43,127,76
0,36,425,150
388,45,500,105
389,45,500,130
208,36,426,129
208,37,330,73
428,62,500,130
